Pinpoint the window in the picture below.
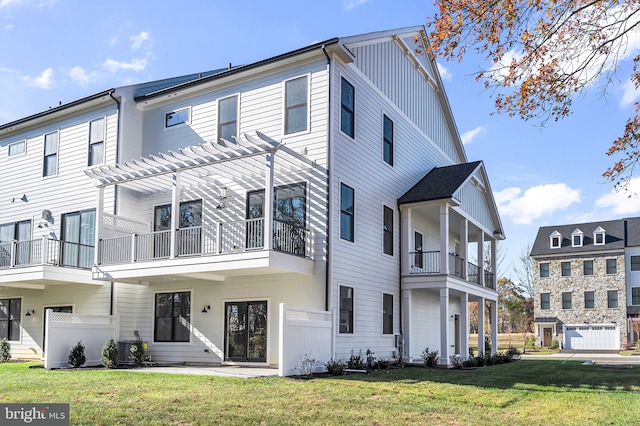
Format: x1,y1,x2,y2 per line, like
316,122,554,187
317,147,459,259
154,291,191,342
631,256,640,271
383,205,393,255
539,262,549,278
383,115,393,166
8,140,25,157
165,108,190,128
550,231,561,248
340,77,354,138
606,258,617,274
561,261,571,277
340,183,354,242
583,260,594,276
43,131,58,177
607,290,618,308
88,118,105,166
562,292,572,309
284,76,308,134
383,293,393,335
0,220,32,267
61,210,95,269
540,293,550,310
154,201,203,256
0,298,21,341
584,291,594,309
218,95,238,143
339,286,353,333
572,229,583,247
633,288,640,305
594,226,606,245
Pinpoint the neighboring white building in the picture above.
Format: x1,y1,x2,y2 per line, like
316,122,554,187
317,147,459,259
0,26,504,369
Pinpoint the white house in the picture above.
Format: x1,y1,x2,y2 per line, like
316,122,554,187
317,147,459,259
0,26,504,370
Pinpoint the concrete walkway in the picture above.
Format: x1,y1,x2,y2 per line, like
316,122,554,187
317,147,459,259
125,364,280,378
522,351,640,365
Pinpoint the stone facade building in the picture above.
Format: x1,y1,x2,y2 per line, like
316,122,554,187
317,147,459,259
530,218,640,350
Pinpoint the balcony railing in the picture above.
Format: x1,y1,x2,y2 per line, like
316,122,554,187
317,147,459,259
0,238,93,270
409,251,495,290
98,218,310,265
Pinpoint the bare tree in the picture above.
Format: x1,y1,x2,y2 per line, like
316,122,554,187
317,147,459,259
516,243,535,298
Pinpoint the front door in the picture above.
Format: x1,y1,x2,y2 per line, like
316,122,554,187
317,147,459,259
543,327,552,347
42,306,73,354
224,301,267,362
454,314,461,354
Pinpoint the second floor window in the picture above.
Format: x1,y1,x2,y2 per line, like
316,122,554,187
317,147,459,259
88,118,105,166
284,76,308,134
561,261,571,277
584,291,594,309
633,288,640,305
165,108,189,128
631,255,640,271
540,293,550,310
340,77,355,138
562,292,572,309
8,140,25,157
383,205,393,255
540,262,549,277
218,95,238,143
340,183,354,242
383,115,393,166
606,258,617,274
43,131,58,177
583,260,594,276
608,290,618,308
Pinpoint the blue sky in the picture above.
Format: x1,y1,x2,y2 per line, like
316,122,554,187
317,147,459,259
2,0,640,280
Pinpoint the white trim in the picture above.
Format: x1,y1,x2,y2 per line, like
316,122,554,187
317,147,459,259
549,230,562,249
571,228,583,247
282,74,311,137
164,106,191,129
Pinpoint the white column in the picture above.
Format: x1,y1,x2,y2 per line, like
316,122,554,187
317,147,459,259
461,292,469,357
440,287,450,365
170,172,180,259
439,205,449,275
490,299,498,354
402,289,412,361
94,186,105,266
401,208,412,275
477,297,485,355
264,154,274,250
490,238,497,288
459,218,468,280
477,230,485,286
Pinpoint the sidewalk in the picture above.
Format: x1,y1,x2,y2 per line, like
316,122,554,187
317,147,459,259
124,364,280,378
521,351,640,365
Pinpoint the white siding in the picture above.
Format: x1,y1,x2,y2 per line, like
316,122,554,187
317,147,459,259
455,179,494,233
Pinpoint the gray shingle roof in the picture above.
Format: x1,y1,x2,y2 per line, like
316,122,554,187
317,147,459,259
398,161,481,205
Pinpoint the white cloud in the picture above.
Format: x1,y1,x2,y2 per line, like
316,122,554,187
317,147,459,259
436,62,452,81
620,78,639,107
496,183,581,225
460,126,485,145
595,177,640,215
130,31,150,50
69,66,97,87
23,67,53,89
342,0,368,11
0,0,23,7
103,57,147,73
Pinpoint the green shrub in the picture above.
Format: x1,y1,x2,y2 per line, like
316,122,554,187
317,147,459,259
101,337,119,369
505,346,521,361
550,339,559,349
462,357,477,368
68,341,86,368
475,353,486,367
421,347,439,368
128,339,145,367
325,359,346,376
525,335,536,349
347,350,365,369
0,338,10,362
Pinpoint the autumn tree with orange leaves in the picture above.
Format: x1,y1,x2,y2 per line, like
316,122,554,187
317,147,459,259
424,0,640,190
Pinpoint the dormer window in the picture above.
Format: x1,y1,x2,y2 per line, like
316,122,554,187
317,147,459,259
550,230,562,249
594,226,606,245
571,228,583,247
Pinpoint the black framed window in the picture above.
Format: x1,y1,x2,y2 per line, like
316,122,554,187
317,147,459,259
562,292,572,310
540,293,550,310
383,205,393,255
631,256,640,271
43,131,58,177
382,293,393,335
340,77,354,138
154,291,191,342
88,117,105,166
383,115,393,166
561,261,571,277
165,108,189,127
340,183,354,242
339,286,353,334
606,258,617,274
584,291,595,309
573,235,582,246
61,210,95,269
633,288,640,305
539,262,549,278
284,76,308,134
218,95,238,143
607,290,618,308
583,260,594,276
0,298,21,341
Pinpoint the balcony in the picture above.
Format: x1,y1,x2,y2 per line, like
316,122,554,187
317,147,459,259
0,238,97,288
409,251,496,291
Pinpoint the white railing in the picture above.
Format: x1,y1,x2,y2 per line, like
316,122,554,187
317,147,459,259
103,213,149,234
0,238,93,270
98,218,311,265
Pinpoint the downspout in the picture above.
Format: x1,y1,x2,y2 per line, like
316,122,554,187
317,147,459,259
108,89,120,317
398,205,403,358
322,44,332,313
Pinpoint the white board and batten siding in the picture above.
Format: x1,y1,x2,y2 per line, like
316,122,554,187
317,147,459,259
455,177,495,235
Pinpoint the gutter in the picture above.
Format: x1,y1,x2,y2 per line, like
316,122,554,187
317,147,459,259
323,44,332,313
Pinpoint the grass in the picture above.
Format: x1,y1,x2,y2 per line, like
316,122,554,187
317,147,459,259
2,359,640,425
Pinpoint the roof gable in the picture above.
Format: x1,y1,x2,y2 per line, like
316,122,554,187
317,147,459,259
530,219,627,256
398,161,481,205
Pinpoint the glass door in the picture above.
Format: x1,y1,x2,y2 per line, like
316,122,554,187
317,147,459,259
61,210,95,268
224,301,267,362
154,201,202,257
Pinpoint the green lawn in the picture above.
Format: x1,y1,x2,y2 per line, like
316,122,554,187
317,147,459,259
1,360,639,425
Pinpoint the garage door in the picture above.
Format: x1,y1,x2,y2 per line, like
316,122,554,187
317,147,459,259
564,324,619,350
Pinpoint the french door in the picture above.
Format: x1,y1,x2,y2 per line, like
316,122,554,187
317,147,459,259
224,301,267,362
61,210,95,269
154,200,202,257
